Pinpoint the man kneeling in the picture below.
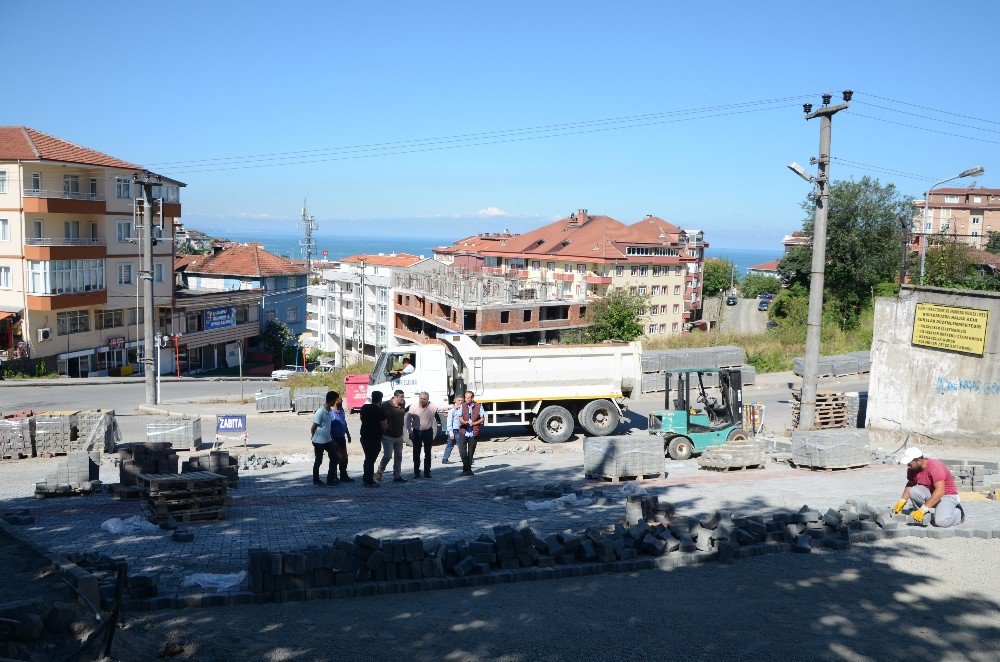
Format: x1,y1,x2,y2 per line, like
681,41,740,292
893,448,965,527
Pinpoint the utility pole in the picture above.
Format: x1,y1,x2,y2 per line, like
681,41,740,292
359,258,366,361
133,171,161,405
300,199,318,273
790,91,851,431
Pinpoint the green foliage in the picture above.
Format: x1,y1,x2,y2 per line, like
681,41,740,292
34,360,50,377
585,289,647,342
923,238,974,288
305,347,337,364
986,231,1000,255
286,361,374,392
768,283,809,326
740,273,782,299
261,320,294,368
702,258,738,296
777,246,812,289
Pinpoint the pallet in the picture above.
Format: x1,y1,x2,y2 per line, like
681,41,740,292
146,497,230,513
699,463,766,472
791,462,870,471
585,471,666,483
138,471,227,492
108,483,146,500
145,508,227,524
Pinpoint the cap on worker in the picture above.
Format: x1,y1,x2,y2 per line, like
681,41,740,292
897,447,924,465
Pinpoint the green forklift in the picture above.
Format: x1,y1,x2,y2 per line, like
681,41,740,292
648,368,748,460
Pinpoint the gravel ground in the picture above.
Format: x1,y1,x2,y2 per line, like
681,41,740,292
111,537,1000,662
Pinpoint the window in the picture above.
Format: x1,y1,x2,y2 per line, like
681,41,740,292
185,312,203,333
116,220,132,243
236,305,249,324
0,266,10,289
266,309,277,322
531,261,540,270
115,178,131,199
674,285,681,295
90,222,99,240
576,263,585,274
672,322,679,332
638,286,647,295
117,264,133,285
629,286,637,294
615,265,623,277
63,175,80,197
64,220,80,239
972,216,981,225
944,195,959,203
675,266,682,275
56,310,90,335
626,246,678,256
0,219,7,241
630,266,638,276
96,309,125,329
30,173,40,192
652,266,660,276
924,222,932,231
651,286,660,296
0,170,6,194
89,178,98,198
484,256,500,268
648,325,657,334
640,266,648,276
287,307,298,323
580,306,586,317
546,262,555,271
973,196,982,203
32,220,42,239
500,311,510,323
673,304,680,313
153,263,164,283
523,310,531,322
27,259,105,294
127,308,138,325
659,324,666,333
286,277,295,290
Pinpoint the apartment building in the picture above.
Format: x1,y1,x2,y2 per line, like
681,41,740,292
426,210,706,340
306,253,424,365
0,127,181,376
175,242,310,337
912,187,1000,250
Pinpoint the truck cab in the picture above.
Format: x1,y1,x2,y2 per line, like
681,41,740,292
368,345,453,408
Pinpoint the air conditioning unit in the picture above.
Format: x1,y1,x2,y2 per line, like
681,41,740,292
37,328,52,342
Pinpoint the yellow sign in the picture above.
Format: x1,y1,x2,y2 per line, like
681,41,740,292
912,303,989,356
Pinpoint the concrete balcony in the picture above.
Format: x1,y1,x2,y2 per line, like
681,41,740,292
553,273,575,282
22,189,106,215
27,290,107,311
584,275,612,285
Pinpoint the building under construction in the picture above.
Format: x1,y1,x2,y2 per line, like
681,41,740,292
393,265,591,346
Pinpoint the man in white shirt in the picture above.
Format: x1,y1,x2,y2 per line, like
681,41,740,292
310,391,339,487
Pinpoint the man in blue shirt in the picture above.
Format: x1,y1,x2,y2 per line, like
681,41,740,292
328,391,354,482
310,391,340,487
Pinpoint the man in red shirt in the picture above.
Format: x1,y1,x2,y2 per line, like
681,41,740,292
892,447,965,527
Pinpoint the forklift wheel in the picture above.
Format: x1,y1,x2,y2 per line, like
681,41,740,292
727,429,749,442
667,436,693,461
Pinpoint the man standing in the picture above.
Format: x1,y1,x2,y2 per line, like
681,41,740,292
458,390,485,477
407,391,442,479
376,389,408,484
893,448,965,527
310,391,339,487
441,395,464,464
329,391,353,482
359,391,388,488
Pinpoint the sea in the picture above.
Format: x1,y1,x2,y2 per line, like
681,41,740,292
208,228,781,275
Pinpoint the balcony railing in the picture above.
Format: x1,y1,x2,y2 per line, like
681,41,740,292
24,189,105,201
25,237,104,246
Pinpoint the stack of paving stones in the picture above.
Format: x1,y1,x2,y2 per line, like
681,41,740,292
793,351,871,377
697,439,768,471
34,451,102,497
140,472,229,524
255,387,293,413
640,346,755,393
117,442,178,489
845,392,868,428
583,435,665,481
146,417,202,451
293,387,327,414
494,483,611,505
940,459,1000,494
791,429,872,469
791,391,848,429
237,453,291,471
182,451,239,487
65,552,129,610
0,413,35,460
33,411,79,456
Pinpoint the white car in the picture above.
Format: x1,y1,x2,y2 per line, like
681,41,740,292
312,363,338,374
271,365,306,381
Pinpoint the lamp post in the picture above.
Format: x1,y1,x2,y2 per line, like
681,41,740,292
918,166,985,283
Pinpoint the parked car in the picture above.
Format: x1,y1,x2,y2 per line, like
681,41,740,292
271,365,307,381
312,363,339,374
726,295,738,306
761,293,775,301
758,300,770,312
686,320,709,332
767,320,779,329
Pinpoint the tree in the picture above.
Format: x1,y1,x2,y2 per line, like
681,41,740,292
923,237,974,288
740,273,782,299
261,319,294,368
702,258,738,296
585,289,647,342
986,231,1000,255
782,177,910,325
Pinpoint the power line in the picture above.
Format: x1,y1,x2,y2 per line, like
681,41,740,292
856,91,1000,126
162,103,803,175
831,158,937,182
854,101,1000,135
850,113,1000,146
148,94,817,168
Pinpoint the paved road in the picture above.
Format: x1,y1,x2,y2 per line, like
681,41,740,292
718,297,768,335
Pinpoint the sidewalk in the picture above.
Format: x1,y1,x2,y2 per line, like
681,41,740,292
0,375,271,387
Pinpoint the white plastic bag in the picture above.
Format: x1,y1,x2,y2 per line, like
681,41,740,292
100,515,158,535
525,493,578,511
617,481,648,499
182,571,247,590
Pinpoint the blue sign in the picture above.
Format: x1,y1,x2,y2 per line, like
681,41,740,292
216,415,246,434
204,306,237,331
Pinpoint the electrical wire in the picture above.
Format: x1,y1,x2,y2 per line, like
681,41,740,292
849,113,1000,146
855,91,1000,127
831,158,938,182
853,100,1000,135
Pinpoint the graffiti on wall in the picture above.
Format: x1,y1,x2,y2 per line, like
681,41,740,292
934,376,1000,395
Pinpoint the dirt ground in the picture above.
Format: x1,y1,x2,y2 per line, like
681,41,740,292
111,537,1000,662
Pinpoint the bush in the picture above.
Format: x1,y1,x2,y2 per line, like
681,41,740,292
740,273,783,299
286,361,374,394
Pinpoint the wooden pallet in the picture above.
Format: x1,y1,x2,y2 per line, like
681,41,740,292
585,471,666,483
145,508,227,524
146,497,230,514
699,463,766,472
791,462,870,471
138,471,227,492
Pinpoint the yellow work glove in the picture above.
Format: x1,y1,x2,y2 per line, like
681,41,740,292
892,500,906,515
912,507,928,523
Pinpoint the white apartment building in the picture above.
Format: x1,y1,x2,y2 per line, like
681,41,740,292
306,253,425,365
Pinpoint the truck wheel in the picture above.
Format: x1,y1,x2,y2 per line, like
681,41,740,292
535,405,574,444
529,414,540,437
579,399,620,436
667,436,693,461
727,429,749,442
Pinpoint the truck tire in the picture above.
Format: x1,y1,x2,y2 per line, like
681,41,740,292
579,399,620,436
727,429,749,442
529,414,540,437
535,405,574,444
667,435,693,461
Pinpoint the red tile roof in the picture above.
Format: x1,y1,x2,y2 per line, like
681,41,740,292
341,253,425,268
0,126,141,169
748,260,780,272
182,243,310,278
173,254,201,271
966,249,1000,270
930,187,1000,195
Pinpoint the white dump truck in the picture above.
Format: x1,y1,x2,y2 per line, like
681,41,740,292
366,334,642,443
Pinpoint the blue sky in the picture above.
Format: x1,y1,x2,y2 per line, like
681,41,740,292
8,1,999,249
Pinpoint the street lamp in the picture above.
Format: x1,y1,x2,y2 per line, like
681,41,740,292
918,166,985,283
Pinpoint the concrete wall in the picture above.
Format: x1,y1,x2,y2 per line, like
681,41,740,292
867,286,999,447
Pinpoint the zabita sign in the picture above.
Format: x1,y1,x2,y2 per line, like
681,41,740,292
216,414,247,434
911,303,989,357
